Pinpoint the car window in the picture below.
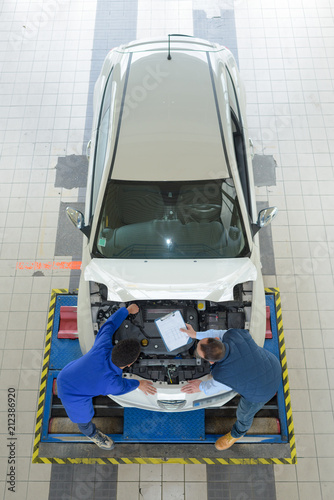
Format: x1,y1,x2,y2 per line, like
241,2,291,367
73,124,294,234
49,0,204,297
226,69,239,121
225,69,251,215
231,114,251,215
93,179,250,259
91,70,114,216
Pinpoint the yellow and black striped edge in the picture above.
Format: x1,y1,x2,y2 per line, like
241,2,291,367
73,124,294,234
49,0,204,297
32,289,68,464
33,288,296,465
32,457,293,465
264,287,297,465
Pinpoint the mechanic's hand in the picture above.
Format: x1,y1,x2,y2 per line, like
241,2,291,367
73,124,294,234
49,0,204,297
180,323,196,339
127,303,139,315
138,380,157,395
180,380,202,394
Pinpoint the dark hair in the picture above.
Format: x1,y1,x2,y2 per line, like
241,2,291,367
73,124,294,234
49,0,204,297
112,339,141,368
199,338,225,362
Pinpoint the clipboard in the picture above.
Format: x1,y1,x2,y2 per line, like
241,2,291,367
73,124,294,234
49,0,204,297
155,310,192,352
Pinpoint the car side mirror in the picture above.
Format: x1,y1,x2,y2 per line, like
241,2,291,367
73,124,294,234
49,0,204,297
66,206,91,238
251,206,278,237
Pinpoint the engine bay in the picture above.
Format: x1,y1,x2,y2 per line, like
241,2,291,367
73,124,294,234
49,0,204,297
90,283,252,384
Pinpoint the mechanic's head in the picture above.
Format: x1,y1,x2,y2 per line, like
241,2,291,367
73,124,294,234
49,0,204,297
196,338,225,363
112,339,141,368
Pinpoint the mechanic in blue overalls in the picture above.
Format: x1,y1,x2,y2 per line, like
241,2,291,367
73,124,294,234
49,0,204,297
181,324,282,450
57,304,156,450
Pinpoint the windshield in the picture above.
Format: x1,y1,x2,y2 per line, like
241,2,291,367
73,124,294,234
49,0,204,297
93,179,250,259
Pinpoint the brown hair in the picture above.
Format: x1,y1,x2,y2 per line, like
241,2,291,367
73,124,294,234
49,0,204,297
199,338,225,362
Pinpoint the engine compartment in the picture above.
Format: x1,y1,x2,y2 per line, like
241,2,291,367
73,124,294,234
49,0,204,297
90,283,252,384
115,305,199,356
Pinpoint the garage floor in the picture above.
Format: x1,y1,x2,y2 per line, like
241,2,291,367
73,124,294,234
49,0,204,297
1,1,334,499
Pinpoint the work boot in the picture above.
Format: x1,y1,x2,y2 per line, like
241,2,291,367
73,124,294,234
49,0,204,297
215,432,240,451
89,429,115,450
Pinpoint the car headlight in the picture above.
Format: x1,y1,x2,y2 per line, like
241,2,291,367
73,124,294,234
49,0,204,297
193,390,236,408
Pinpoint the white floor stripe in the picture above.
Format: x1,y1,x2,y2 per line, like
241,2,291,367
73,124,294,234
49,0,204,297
136,0,194,40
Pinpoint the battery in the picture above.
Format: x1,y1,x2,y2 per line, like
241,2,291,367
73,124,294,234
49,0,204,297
227,311,245,329
204,312,227,330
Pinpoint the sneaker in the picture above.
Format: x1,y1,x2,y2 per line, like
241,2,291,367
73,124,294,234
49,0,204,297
89,429,115,450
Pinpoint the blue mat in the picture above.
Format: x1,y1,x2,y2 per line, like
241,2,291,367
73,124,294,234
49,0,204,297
123,408,205,442
49,294,82,370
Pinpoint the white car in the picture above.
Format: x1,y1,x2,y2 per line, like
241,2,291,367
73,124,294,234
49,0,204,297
67,35,277,412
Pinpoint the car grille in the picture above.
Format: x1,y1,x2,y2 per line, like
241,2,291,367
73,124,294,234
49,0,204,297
157,400,187,411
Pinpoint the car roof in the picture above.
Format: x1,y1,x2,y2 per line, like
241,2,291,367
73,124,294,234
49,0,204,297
110,49,230,182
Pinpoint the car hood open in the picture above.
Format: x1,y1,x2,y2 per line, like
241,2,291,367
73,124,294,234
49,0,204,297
84,258,257,302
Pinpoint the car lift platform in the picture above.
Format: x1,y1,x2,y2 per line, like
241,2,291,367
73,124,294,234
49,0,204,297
33,288,296,465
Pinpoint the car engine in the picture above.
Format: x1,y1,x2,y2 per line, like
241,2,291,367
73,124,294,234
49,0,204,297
90,283,252,384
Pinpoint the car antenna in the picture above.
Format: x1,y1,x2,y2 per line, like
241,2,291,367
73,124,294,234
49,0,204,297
167,34,172,60
167,33,193,60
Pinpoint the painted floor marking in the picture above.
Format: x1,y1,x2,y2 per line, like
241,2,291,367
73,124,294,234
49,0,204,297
33,288,296,465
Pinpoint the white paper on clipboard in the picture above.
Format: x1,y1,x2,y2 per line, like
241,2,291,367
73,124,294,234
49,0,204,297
155,310,191,352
